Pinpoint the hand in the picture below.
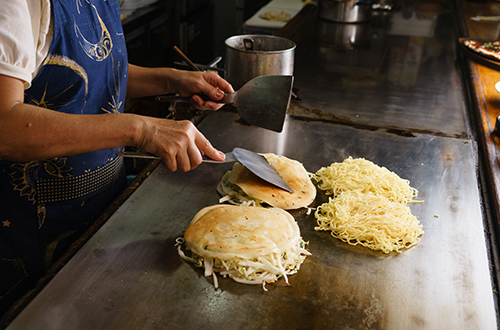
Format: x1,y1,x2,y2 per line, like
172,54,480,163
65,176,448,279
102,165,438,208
127,65,234,110
136,116,225,172
167,70,234,110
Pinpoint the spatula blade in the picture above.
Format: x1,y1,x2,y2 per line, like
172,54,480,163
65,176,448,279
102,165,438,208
232,147,293,193
235,75,294,133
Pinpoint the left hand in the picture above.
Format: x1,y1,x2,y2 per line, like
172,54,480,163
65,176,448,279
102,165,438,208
126,65,234,110
171,69,235,110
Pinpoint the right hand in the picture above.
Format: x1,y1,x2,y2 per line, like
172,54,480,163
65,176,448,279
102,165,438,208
135,116,225,172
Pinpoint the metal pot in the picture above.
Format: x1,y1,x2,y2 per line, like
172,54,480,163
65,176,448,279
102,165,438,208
318,0,374,23
225,35,296,91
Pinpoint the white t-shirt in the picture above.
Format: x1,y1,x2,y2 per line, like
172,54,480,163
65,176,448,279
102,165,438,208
0,0,52,88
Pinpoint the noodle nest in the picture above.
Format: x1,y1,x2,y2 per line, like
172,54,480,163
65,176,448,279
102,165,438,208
312,157,423,253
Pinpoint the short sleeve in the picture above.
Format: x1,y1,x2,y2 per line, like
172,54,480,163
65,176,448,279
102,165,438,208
0,1,37,88
0,0,52,89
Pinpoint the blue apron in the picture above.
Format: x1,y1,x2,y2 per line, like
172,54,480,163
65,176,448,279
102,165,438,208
0,0,128,313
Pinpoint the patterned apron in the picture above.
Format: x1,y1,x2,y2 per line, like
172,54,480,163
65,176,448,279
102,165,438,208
0,0,128,313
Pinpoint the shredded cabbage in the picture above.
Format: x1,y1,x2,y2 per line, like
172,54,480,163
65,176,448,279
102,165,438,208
175,237,310,290
216,171,265,207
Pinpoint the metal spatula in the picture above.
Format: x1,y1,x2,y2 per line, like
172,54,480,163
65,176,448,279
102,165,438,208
155,75,294,133
116,147,293,193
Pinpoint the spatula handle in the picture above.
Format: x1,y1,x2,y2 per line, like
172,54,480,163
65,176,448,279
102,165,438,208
116,151,236,163
155,94,234,104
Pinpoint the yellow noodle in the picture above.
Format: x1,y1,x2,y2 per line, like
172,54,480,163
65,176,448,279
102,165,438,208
315,191,423,253
313,157,423,253
312,157,418,205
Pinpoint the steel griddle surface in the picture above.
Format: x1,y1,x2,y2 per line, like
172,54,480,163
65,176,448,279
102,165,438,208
284,4,469,139
7,111,496,329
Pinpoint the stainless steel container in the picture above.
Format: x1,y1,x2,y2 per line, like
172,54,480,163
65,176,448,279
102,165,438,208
318,0,373,23
225,35,296,90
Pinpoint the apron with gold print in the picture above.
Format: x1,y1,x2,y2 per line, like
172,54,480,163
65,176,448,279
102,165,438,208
0,0,128,313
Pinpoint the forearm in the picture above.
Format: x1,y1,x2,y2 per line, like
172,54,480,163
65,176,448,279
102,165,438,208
126,64,175,99
0,103,141,162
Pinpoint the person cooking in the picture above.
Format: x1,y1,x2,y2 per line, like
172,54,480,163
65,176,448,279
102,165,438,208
0,0,234,315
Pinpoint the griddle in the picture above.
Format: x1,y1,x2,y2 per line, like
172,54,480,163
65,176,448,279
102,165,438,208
6,112,496,329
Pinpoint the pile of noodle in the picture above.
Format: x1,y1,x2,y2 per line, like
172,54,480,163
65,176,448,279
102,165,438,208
312,157,423,253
